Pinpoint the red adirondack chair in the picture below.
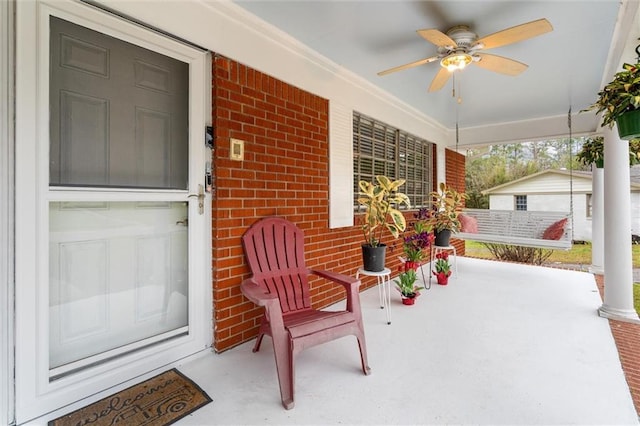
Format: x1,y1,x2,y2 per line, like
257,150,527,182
241,217,371,409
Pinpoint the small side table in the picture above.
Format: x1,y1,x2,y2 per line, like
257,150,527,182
432,245,458,277
356,267,391,325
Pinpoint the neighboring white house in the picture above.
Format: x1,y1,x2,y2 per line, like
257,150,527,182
483,169,640,242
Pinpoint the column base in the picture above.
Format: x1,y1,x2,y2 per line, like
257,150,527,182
598,305,640,324
589,265,604,275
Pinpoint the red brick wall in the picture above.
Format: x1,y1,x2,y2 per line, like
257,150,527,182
446,148,466,255
445,148,465,194
211,55,464,351
211,56,386,351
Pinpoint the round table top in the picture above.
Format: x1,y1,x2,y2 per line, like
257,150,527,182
357,267,391,276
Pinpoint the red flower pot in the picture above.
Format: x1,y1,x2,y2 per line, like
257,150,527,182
433,271,450,285
402,296,416,305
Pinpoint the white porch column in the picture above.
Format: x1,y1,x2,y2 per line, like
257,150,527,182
599,125,638,322
590,166,604,274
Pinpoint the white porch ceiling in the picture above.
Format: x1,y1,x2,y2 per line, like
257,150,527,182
233,0,640,145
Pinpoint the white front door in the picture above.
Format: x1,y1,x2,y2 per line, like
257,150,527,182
15,2,210,423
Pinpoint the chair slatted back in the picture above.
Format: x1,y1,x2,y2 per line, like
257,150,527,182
242,217,311,313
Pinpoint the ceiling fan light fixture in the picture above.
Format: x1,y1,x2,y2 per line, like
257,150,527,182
440,53,473,72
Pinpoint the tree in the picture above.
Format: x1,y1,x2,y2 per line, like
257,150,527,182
465,138,588,208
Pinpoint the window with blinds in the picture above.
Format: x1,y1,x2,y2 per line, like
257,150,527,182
353,112,433,209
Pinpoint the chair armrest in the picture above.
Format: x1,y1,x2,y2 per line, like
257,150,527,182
240,278,279,307
310,269,362,313
241,278,287,332
310,269,360,290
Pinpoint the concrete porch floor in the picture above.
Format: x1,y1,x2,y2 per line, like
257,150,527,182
175,257,638,425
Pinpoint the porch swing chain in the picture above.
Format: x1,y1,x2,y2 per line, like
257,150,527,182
455,72,461,190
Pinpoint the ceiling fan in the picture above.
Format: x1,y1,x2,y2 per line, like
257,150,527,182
378,18,553,92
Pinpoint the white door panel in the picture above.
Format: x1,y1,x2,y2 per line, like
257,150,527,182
48,202,189,373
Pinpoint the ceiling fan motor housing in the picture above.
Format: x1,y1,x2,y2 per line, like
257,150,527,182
446,25,478,48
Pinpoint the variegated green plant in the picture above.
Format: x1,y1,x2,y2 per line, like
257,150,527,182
357,175,411,247
576,136,605,168
427,182,467,233
576,135,640,168
583,63,640,128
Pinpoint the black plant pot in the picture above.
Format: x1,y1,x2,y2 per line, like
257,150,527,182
361,244,387,272
434,229,452,247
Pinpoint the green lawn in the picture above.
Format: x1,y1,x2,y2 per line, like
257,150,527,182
464,241,640,314
464,241,640,268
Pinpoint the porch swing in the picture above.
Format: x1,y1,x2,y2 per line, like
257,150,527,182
455,108,574,250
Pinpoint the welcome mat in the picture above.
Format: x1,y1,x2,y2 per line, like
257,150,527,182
49,368,212,426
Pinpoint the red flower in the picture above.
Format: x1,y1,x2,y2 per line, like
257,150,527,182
435,251,449,261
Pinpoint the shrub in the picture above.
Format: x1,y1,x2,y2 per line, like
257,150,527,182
483,243,552,265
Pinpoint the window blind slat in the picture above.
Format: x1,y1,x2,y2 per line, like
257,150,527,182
353,112,433,209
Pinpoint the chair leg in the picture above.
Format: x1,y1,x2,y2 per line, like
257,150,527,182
356,331,371,376
271,330,295,409
252,333,264,353
253,319,269,352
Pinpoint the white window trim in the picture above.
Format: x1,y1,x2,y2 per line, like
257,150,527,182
329,101,354,228
1,0,15,424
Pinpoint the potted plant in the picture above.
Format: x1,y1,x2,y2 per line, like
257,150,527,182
576,136,605,169
576,136,640,169
432,251,452,285
401,209,434,271
394,269,423,305
582,62,640,140
357,175,411,271
427,182,467,247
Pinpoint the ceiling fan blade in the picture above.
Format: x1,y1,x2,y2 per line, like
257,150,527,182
474,53,528,76
417,28,457,48
428,67,452,92
475,18,553,50
377,56,440,76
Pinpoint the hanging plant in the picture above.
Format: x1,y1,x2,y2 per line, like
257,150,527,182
576,136,640,168
576,136,604,168
582,62,640,139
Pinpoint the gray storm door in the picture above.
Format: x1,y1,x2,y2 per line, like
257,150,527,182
48,17,192,373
